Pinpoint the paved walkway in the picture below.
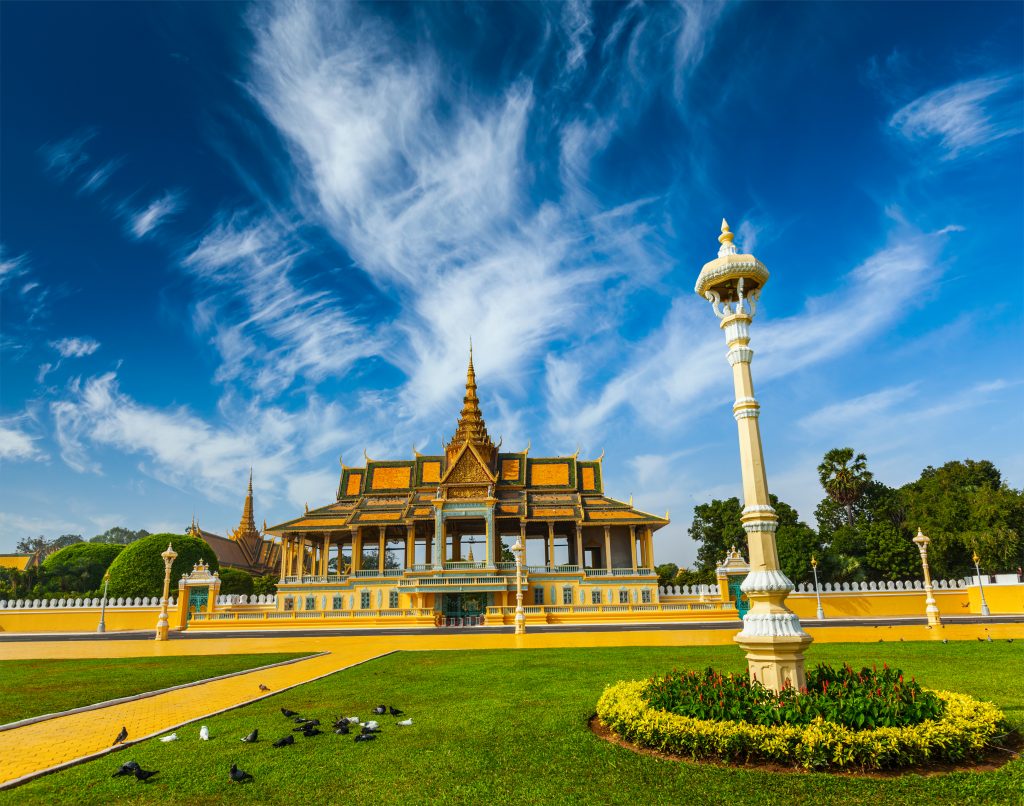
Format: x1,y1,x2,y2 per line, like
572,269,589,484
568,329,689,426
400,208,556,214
2,620,1023,788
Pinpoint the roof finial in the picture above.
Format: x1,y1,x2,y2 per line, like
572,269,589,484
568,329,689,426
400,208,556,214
248,466,253,495
718,218,737,257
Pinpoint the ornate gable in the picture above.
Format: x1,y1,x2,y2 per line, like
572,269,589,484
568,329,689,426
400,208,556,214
441,442,496,485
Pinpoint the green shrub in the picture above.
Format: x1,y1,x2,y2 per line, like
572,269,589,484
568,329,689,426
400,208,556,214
41,542,124,594
644,664,943,729
597,678,1008,770
253,575,278,596
218,568,255,596
106,533,218,599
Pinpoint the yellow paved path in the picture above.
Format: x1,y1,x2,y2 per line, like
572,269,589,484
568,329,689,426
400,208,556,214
2,621,1022,788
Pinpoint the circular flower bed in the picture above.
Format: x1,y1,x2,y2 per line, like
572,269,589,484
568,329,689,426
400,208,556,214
597,665,1008,771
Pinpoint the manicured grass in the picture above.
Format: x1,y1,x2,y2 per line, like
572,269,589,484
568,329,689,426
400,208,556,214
0,654,309,726
4,642,1022,805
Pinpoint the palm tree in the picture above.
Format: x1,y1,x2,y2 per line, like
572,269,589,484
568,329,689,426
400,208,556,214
817,448,873,526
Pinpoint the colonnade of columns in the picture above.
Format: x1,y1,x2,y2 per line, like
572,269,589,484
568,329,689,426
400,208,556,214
278,521,657,581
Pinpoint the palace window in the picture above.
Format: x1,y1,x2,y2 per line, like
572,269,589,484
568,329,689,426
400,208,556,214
388,590,399,609
332,596,342,610
360,591,370,609
533,587,544,605
641,589,652,603
283,596,294,611
618,589,629,604
562,587,573,605
591,589,602,604
305,596,316,611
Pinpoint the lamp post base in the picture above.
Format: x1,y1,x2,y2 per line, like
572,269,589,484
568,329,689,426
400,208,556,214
735,632,812,692
815,607,825,620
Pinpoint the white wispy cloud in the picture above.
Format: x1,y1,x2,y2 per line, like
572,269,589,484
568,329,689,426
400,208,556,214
0,416,46,462
128,191,182,239
890,73,1023,160
560,0,594,77
50,337,101,358
50,371,358,509
0,245,29,291
799,383,918,433
39,129,96,181
80,159,123,194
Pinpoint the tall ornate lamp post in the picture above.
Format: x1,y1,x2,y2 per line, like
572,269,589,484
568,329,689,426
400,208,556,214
97,570,111,633
155,543,177,641
511,535,526,635
695,219,811,693
810,556,825,620
972,551,991,617
912,528,942,627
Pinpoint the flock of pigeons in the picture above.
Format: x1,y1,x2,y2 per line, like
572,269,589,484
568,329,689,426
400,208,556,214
109,700,411,784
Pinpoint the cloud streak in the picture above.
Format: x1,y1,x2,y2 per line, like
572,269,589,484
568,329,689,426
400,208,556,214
128,191,182,239
50,337,101,358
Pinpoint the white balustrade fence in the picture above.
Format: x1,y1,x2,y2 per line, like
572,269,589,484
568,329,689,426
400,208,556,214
0,595,177,609
657,578,984,597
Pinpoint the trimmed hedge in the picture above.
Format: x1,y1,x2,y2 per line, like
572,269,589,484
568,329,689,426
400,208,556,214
41,543,124,594
218,568,255,596
597,679,1007,770
106,533,219,599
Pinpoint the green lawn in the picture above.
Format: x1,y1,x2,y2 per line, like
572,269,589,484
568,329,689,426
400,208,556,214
0,654,309,726
3,642,1022,805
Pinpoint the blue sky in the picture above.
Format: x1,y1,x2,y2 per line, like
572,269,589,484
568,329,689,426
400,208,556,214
1,1,1022,564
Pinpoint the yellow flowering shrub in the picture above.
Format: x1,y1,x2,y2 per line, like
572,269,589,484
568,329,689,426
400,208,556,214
596,680,1007,770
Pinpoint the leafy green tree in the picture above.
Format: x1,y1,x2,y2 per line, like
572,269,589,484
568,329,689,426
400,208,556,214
218,568,255,596
15,534,83,561
106,533,219,599
775,522,823,586
861,521,919,581
899,460,1023,578
691,497,747,574
656,563,679,587
817,448,873,526
252,575,278,596
41,543,124,594
671,567,715,587
89,526,150,545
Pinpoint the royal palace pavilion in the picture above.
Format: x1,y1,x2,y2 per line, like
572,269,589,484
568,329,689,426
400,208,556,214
265,350,671,625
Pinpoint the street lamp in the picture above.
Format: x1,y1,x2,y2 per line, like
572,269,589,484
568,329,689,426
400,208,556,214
511,535,526,635
695,219,811,693
972,551,991,617
155,543,177,641
97,570,111,633
912,528,942,627
810,556,825,620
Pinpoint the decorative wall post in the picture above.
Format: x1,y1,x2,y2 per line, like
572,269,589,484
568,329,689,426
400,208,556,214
695,219,811,692
97,571,110,633
511,534,526,635
155,543,177,641
811,556,825,620
913,528,942,627
973,551,991,616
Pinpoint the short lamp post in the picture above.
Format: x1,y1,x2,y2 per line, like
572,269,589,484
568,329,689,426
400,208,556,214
912,528,942,627
973,551,991,617
97,571,111,633
155,543,177,641
811,556,825,620
511,536,526,635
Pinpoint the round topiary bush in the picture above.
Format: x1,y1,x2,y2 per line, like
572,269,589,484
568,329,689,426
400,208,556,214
597,664,1008,771
42,542,124,594
218,567,254,596
106,532,219,599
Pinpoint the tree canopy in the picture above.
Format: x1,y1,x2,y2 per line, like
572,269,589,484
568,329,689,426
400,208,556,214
106,533,219,599
41,542,124,594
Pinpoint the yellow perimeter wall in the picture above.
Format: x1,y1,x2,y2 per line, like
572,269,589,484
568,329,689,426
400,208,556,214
0,607,176,634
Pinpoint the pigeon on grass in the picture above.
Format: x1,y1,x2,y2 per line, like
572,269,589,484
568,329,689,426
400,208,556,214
113,726,128,745
241,730,259,743
361,720,379,731
134,767,159,782
373,705,387,715
272,735,295,748
354,733,376,743
200,726,210,740
389,707,404,717
281,708,299,717
230,764,254,783
112,761,140,778
397,718,413,726
345,716,360,724
159,733,178,743
302,727,323,737
334,725,350,735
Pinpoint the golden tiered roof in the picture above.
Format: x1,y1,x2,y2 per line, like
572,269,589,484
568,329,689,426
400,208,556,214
267,348,668,536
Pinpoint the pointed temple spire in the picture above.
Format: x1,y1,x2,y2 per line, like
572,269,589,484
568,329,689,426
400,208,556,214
718,218,737,257
445,344,497,468
232,467,258,542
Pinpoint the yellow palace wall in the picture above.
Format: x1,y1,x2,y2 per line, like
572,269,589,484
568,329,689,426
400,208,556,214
0,606,176,634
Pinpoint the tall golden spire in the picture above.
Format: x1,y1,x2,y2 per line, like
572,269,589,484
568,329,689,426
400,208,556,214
231,467,258,542
445,343,497,467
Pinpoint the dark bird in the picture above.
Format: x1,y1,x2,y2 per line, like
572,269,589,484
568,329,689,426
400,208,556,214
361,725,379,735
334,725,350,735
113,726,128,745
230,764,254,783
272,735,295,748
241,729,259,743
281,708,299,718
112,761,140,778
259,684,270,692
942,639,949,644
373,705,387,715
134,767,159,782
389,706,404,717
301,727,322,737
1009,639,1014,643
978,637,984,642
293,717,310,724
354,733,376,742
306,719,321,727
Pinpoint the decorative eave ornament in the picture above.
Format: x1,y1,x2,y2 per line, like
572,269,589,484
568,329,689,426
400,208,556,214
694,220,770,319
